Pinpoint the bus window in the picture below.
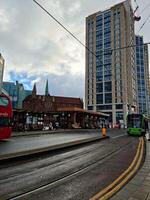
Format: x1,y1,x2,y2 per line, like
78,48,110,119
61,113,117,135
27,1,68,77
0,118,11,127
0,97,9,106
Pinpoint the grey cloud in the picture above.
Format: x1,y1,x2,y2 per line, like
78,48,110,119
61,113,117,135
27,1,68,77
36,72,84,98
1,0,150,98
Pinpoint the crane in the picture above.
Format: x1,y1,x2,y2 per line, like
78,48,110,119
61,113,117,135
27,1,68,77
133,0,141,21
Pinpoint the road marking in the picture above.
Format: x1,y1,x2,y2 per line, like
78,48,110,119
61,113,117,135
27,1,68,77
90,137,144,200
112,134,126,139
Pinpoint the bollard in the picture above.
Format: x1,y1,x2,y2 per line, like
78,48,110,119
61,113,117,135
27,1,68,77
102,127,106,137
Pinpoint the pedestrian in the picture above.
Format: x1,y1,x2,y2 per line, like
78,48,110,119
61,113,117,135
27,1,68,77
49,122,53,130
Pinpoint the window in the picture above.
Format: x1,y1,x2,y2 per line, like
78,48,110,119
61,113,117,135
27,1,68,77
105,93,112,103
104,11,111,19
96,15,102,21
96,67,103,72
96,76,103,82
88,106,93,110
97,105,112,110
104,28,111,34
104,23,110,29
96,83,103,93
104,70,111,75
96,94,103,104
116,112,123,121
105,82,112,92
96,72,103,81
104,75,111,81
0,118,11,126
0,97,9,106
116,104,123,109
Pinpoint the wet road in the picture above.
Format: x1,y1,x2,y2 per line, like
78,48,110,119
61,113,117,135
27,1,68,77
0,129,139,200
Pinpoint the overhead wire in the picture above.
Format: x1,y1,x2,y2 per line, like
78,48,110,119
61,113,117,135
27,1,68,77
33,0,150,104
136,1,150,33
32,0,98,60
33,0,150,59
139,2,150,15
138,13,150,33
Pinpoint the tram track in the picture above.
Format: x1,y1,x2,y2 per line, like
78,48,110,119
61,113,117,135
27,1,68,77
0,136,124,178
5,137,140,200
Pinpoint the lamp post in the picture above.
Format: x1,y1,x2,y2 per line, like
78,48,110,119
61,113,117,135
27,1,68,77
62,112,65,129
25,113,29,131
67,113,71,128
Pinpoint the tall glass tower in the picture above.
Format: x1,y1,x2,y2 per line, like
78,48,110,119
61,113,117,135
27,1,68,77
136,36,150,115
85,0,138,126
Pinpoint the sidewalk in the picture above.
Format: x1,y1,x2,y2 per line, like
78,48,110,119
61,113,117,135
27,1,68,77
12,129,98,137
12,129,73,137
0,131,108,161
111,140,150,200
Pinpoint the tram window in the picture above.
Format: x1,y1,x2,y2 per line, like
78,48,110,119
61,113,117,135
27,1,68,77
145,120,148,129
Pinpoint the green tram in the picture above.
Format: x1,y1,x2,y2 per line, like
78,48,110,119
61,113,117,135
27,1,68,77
127,114,149,136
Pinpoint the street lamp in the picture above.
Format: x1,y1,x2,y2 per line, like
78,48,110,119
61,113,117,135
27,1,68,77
62,112,65,129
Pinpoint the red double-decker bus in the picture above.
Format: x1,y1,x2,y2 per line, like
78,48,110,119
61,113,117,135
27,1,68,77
0,93,13,139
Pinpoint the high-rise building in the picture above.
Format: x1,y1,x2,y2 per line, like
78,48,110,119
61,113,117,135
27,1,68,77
136,35,150,115
144,45,150,116
85,0,138,126
0,53,5,94
3,81,32,109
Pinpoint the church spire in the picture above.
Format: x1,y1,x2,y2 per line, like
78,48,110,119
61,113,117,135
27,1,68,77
45,79,50,96
32,83,37,96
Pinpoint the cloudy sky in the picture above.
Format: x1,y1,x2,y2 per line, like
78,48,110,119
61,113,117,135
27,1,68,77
0,0,150,99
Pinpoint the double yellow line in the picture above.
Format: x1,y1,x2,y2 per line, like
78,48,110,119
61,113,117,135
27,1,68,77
90,137,144,200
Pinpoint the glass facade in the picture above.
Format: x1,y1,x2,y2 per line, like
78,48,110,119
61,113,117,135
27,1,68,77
3,82,19,109
3,81,32,109
136,36,147,114
96,11,112,109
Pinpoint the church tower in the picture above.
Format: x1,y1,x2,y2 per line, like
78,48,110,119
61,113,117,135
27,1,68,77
45,79,50,96
32,83,37,97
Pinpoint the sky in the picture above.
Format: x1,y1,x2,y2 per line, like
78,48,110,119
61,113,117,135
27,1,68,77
0,0,150,99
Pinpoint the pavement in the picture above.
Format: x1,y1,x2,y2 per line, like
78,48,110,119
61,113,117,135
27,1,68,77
0,130,108,160
12,129,77,137
110,139,150,200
